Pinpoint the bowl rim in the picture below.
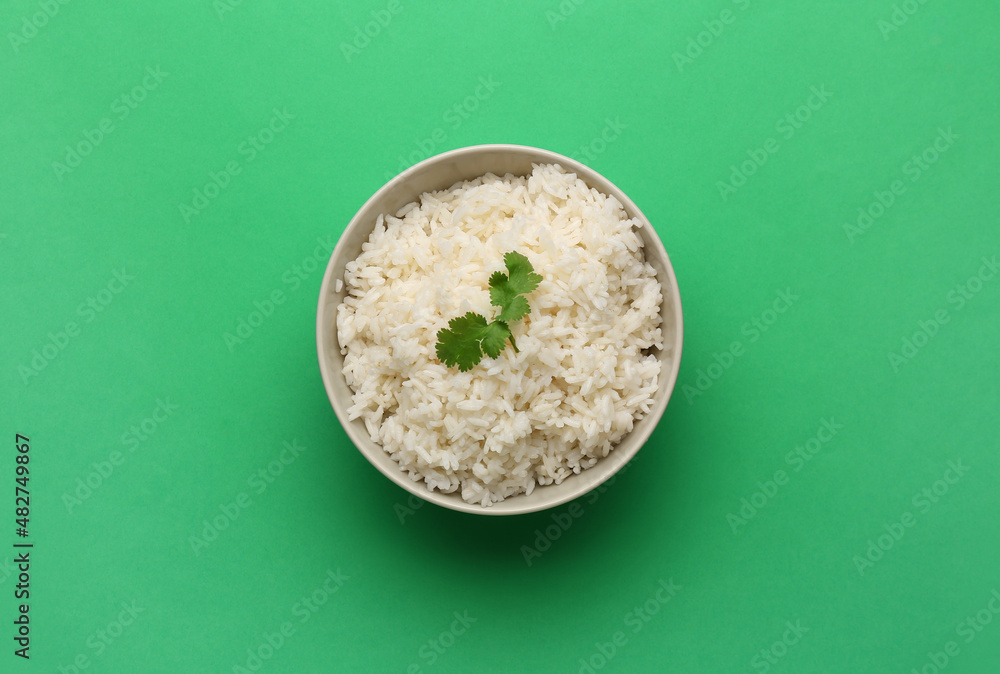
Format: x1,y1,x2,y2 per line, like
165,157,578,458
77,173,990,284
316,143,684,515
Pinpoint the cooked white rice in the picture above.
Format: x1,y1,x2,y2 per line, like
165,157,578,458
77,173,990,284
337,163,664,506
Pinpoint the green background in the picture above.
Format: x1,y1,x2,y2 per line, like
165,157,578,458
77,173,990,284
2,0,998,672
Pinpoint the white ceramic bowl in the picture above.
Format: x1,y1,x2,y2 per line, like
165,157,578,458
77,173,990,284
317,144,683,515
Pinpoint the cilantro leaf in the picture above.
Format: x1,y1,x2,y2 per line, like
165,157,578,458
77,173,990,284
436,252,540,371
479,320,511,359
436,313,489,372
435,313,513,371
489,252,542,323
502,251,543,295
494,295,530,323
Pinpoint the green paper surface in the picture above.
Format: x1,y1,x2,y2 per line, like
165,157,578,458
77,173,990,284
2,1,999,672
